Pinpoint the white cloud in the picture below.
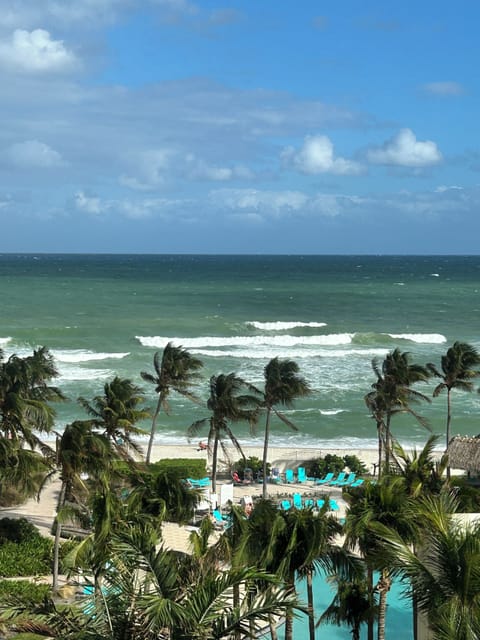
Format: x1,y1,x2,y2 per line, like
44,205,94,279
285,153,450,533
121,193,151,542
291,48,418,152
7,140,63,168
422,81,464,96
282,134,363,175
0,29,78,73
74,191,104,215
366,128,442,168
211,188,308,217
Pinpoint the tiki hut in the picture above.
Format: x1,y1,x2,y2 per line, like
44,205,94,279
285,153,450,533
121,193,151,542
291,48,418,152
446,436,480,475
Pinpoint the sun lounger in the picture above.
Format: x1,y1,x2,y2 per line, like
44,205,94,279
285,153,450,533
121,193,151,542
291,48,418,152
285,469,295,483
316,499,325,510
304,498,315,509
211,509,227,529
328,472,347,486
315,472,334,485
280,499,292,511
336,472,356,487
349,478,364,488
297,467,307,483
292,493,303,509
328,498,340,511
187,477,210,488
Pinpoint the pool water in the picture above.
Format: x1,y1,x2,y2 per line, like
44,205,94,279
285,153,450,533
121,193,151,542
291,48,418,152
277,572,412,639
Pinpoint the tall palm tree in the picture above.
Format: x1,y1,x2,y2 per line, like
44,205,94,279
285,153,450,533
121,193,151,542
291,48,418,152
188,373,260,493
375,491,480,640
427,341,480,479
391,435,447,497
52,421,114,591
261,358,311,498
366,349,431,474
141,342,203,463
78,376,150,460
343,476,415,640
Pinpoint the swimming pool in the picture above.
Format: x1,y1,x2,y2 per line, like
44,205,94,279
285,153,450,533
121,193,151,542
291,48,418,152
277,572,412,639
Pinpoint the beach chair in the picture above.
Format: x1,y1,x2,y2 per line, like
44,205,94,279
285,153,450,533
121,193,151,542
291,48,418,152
328,499,340,512
285,469,295,483
316,499,325,510
336,472,356,487
349,478,364,488
187,477,210,488
211,509,227,529
270,467,282,483
328,472,347,486
280,499,292,511
304,498,315,509
315,472,334,485
292,492,303,509
297,467,307,483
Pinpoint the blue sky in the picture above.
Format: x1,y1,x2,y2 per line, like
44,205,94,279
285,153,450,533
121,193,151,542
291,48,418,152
1,0,479,254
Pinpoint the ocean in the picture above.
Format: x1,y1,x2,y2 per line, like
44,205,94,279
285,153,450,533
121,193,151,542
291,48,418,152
1,254,480,451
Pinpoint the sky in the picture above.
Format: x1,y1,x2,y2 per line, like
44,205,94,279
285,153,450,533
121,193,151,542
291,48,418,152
1,0,479,254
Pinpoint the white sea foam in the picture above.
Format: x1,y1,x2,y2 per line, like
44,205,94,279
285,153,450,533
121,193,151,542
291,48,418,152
136,334,354,349
186,346,388,360
387,333,446,344
430,273,440,277
52,349,130,363
0,337,12,347
58,365,114,381
246,321,327,331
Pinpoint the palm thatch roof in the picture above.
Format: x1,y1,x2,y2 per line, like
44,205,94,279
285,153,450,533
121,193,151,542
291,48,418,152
446,436,480,473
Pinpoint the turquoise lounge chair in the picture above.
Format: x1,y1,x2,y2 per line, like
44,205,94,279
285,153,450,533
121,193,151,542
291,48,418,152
304,498,315,509
297,467,307,483
280,499,292,511
211,509,227,529
328,499,340,511
285,469,295,483
292,493,302,509
315,472,334,485
316,499,325,509
187,477,210,487
328,472,347,486
336,472,356,487
349,478,364,488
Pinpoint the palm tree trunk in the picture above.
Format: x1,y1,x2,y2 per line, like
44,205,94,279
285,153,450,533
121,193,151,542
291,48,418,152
367,566,374,640
376,569,391,640
446,389,452,480
377,422,383,480
306,568,315,640
52,481,67,592
211,434,219,495
284,573,296,640
262,408,272,499
146,396,162,464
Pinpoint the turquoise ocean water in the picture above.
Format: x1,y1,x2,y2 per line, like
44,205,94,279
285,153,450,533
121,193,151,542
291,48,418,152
2,253,480,450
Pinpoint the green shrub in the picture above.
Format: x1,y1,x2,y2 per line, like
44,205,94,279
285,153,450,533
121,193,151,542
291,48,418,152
343,455,368,475
0,518,43,544
149,458,207,480
0,579,51,603
451,478,480,512
0,537,53,577
305,454,345,478
234,456,269,480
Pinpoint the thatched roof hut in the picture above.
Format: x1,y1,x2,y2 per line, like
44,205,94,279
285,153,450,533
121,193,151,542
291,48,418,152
446,436,480,474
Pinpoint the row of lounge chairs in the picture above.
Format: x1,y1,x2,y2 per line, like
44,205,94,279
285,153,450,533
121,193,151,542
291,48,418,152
273,468,364,489
280,494,340,512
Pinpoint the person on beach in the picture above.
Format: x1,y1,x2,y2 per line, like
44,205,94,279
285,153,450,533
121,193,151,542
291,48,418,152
197,441,207,451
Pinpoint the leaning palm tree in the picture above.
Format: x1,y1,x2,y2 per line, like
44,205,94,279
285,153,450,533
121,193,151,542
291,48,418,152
367,349,431,474
427,341,480,479
261,358,311,498
141,342,203,463
78,376,150,461
188,373,260,494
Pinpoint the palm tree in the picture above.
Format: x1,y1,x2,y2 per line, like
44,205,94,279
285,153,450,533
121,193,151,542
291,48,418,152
375,491,480,640
366,349,431,474
319,573,379,640
0,346,65,449
343,476,415,640
261,357,311,498
391,435,447,497
188,373,260,493
427,341,480,479
141,342,203,463
78,376,150,460
52,421,114,591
